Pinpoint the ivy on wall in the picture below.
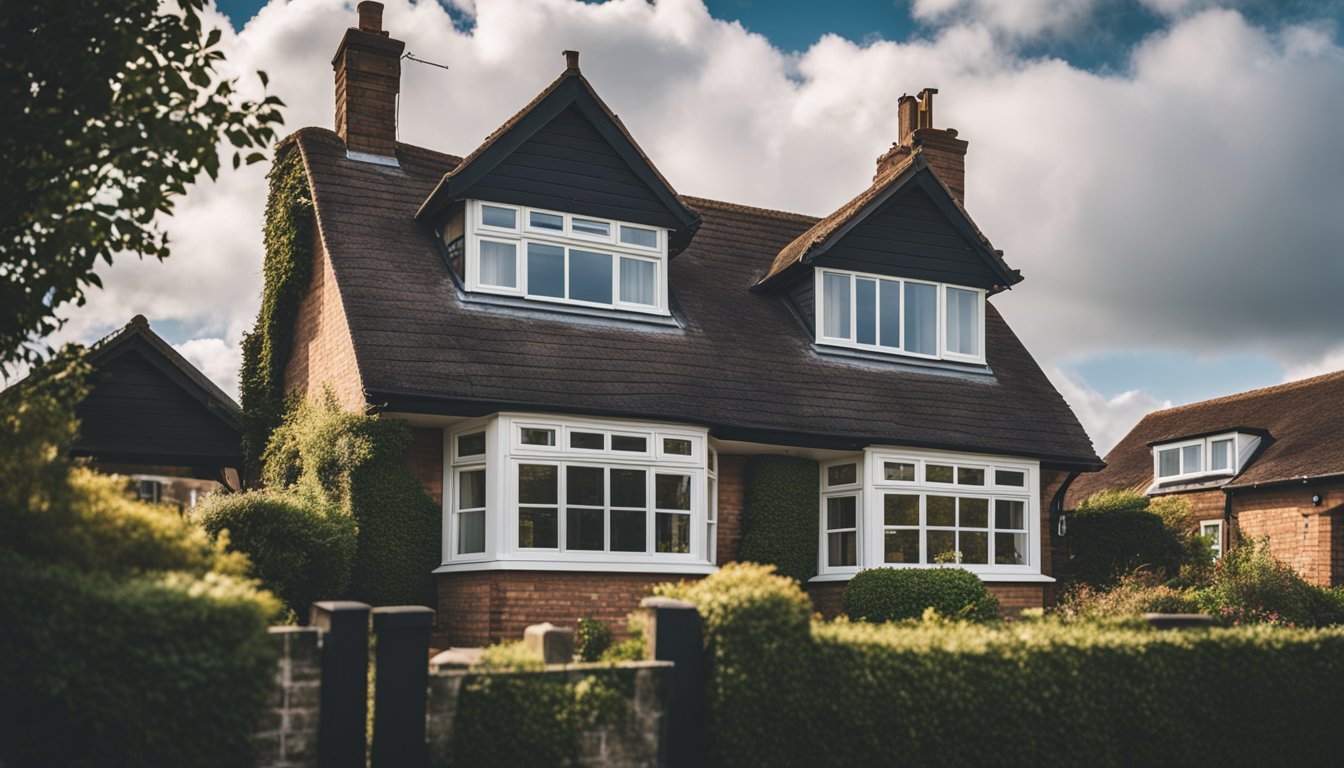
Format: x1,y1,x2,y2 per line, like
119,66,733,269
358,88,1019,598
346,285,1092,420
239,144,314,478
738,455,820,583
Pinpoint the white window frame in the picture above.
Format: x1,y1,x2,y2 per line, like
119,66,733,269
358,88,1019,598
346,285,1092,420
463,200,670,315
819,458,863,576
1152,432,1245,483
1200,519,1224,559
814,267,987,364
439,414,715,575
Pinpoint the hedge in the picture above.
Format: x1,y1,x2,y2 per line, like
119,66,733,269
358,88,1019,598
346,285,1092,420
0,549,279,768
1065,504,1183,586
737,455,820,582
659,563,1344,768
196,491,356,620
842,567,999,623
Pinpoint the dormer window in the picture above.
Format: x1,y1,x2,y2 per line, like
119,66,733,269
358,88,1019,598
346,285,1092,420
815,267,985,364
464,200,669,315
1152,432,1258,485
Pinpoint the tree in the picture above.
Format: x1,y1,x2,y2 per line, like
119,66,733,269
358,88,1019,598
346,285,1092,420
0,0,283,370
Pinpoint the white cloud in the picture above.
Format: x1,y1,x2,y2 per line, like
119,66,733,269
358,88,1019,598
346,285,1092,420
911,0,1102,39
1049,367,1172,455
175,337,243,402
47,0,1344,455
1283,344,1344,382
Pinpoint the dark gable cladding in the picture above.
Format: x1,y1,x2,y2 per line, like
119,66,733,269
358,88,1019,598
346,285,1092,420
1066,370,1344,505
289,127,1100,469
73,316,242,471
416,69,700,254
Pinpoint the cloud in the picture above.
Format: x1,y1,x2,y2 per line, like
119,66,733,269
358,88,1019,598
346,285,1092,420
911,0,1103,39
1283,344,1344,382
175,337,243,401
47,0,1344,455
1049,367,1171,454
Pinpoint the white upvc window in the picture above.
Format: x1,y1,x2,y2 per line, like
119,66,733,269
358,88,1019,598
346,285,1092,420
1152,432,1249,483
815,449,1040,580
1200,519,1224,559
814,267,986,364
441,415,714,574
463,200,669,315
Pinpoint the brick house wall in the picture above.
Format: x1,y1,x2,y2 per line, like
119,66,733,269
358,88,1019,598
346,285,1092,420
283,230,365,412
405,427,444,507
1234,483,1344,587
715,455,745,565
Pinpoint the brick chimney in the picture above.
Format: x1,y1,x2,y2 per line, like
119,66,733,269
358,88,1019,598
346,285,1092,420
332,1,405,161
874,88,969,205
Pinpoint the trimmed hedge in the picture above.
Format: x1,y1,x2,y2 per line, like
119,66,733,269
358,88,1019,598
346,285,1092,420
1065,504,1183,586
660,563,1344,768
842,567,999,623
0,549,279,768
738,455,820,583
196,491,356,620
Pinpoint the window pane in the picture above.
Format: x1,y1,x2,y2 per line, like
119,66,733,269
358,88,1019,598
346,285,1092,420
1211,439,1232,471
856,278,877,345
663,438,693,456
823,273,851,339
619,257,656,305
961,498,989,528
656,513,690,553
619,225,658,248
567,466,604,506
518,507,557,548
996,470,1025,487
566,508,604,551
904,282,938,355
926,530,956,563
656,474,691,510
1158,449,1180,477
884,529,920,564
927,495,955,526
526,242,564,297
884,494,919,526
569,249,612,304
879,279,901,348
570,431,604,450
457,431,486,457
612,435,647,452
610,468,646,507
957,467,986,486
520,428,555,446
946,287,980,357
995,500,1026,530
827,463,857,487
927,464,954,483
995,532,1028,565
827,496,857,530
458,469,485,509
884,461,915,482
529,211,564,231
481,205,516,229
611,509,646,552
518,464,557,504
479,241,517,288
960,531,988,564
458,509,485,554
572,218,611,237
828,532,857,567
1182,444,1202,474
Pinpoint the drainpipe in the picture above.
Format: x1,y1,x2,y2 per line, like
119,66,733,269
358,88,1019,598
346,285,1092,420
1223,487,1234,552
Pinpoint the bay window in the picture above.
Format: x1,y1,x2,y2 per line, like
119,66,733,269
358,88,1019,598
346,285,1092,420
815,267,985,363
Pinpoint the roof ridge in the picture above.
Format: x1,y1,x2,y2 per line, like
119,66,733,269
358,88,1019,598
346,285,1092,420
680,195,818,224
1149,368,1344,417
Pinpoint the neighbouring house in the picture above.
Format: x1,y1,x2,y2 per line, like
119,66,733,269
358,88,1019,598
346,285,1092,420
74,315,243,510
267,2,1100,646
1066,371,1344,584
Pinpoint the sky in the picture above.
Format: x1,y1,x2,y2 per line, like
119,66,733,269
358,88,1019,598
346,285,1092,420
40,0,1344,455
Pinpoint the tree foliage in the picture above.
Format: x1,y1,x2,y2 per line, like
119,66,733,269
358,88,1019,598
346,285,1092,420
1,0,283,369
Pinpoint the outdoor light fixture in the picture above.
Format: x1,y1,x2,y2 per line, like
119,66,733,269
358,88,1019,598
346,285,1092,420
1313,494,1323,506
1057,515,1067,536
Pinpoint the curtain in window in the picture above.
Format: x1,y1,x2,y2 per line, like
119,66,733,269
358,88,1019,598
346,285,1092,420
946,287,980,356
905,282,937,354
823,273,851,339
479,241,517,288
620,257,656,305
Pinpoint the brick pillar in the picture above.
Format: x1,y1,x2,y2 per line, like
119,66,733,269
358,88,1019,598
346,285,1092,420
332,2,405,159
716,455,745,565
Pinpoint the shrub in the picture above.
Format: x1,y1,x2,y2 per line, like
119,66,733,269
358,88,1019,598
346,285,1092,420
1056,571,1200,621
261,395,440,606
599,612,648,662
575,617,611,662
1066,491,1183,585
1193,537,1342,627
737,456,820,583
196,491,356,621
842,567,999,623
0,549,279,768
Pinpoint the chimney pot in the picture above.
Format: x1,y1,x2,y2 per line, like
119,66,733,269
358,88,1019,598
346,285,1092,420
333,1,404,160
563,50,580,72
880,87,968,204
357,1,384,33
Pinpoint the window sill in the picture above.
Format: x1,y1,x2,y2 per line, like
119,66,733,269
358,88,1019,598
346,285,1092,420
434,559,719,575
811,344,994,379
809,570,1055,584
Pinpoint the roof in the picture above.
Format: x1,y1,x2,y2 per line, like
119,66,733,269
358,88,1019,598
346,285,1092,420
88,315,242,420
1067,370,1344,504
286,126,1100,468
755,150,1022,291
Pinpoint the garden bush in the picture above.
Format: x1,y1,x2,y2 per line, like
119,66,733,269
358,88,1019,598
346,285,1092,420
0,549,279,768
662,562,1344,768
1066,490,1184,585
1193,537,1344,627
196,491,356,621
737,455,820,582
842,567,999,623
575,617,612,662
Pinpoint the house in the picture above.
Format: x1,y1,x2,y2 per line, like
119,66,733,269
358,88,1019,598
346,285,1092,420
1066,371,1344,584
73,315,243,510
269,2,1099,646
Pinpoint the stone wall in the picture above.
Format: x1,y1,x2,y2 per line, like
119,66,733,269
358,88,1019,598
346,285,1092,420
255,627,322,768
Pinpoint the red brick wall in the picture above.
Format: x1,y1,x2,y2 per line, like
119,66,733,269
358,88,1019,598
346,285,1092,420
716,455,745,565
405,427,443,506
1234,483,1344,586
805,580,1048,619
282,230,365,411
